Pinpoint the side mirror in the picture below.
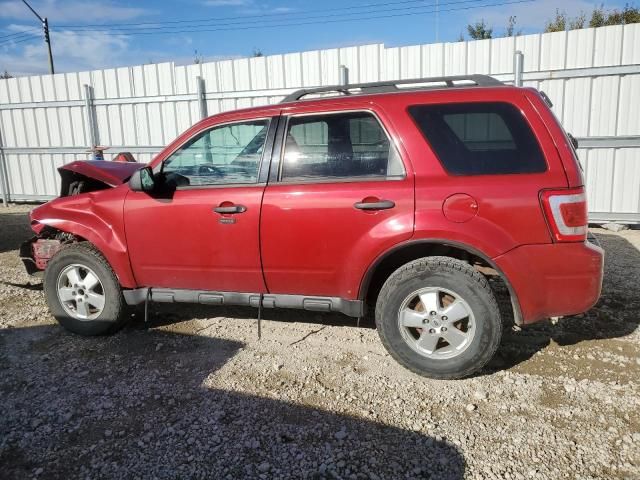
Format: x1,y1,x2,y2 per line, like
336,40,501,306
567,133,579,150
129,166,156,192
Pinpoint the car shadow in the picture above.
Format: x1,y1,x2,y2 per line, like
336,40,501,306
134,302,375,331
484,230,640,373
0,325,465,479
0,209,33,254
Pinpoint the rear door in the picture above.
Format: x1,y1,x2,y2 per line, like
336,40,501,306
260,105,415,300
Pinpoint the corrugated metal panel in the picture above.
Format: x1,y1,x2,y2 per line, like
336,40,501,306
611,148,640,212
0,26,639,222
444,42,466,75
617,74,640,136
566,28,594,68
540,31,566,70
422,43,444,76
593,25,623,66
490,36,515,74
562,77,591,136
467,39,491,74
589,76,619,136
622,23,640,64
582,148,614,213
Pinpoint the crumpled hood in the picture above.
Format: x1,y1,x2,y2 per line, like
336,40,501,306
59,160,143,187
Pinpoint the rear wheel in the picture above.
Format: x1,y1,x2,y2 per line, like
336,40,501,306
375,256,502,379
44,243,128,336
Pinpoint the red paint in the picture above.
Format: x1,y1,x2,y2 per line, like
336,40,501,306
494,241,604,323
32,239,63,269
29,185,138,287
260,180,415,298
26,84,604,324
124,187,266,292
442,193,478,223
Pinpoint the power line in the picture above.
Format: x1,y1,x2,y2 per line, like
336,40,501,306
0,31,43,46
55,0,460,29
57,0,491,34
57,0,492,34
54,0,534,38
0,28,40,40
0,34,42,46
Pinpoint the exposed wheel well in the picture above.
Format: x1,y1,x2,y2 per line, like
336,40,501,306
360,241,520,325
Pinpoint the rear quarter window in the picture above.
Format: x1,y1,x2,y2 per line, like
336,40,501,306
408,102,546,175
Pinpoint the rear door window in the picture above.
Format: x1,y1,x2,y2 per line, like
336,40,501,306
408,102,546,175
280,111,404,181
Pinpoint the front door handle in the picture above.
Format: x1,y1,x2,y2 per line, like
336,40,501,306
214,204,247,214
354,199,395,211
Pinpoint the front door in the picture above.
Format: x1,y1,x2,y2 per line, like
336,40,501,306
124,117,274,293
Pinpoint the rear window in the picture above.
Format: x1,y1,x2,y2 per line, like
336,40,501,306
408,102,546,175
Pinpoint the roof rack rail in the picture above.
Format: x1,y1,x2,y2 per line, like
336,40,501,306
281,74,503,103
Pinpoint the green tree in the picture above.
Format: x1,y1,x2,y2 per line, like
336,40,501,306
505,15,521,36
622,3,640,24
589,6,607,27
549,3,640,32
0,70,12,79
544,9,567,32
569,12,587,29
613,4,640,24
252,48,264,57
467,19,493,39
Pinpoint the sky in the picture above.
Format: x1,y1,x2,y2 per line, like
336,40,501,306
0,0,631,76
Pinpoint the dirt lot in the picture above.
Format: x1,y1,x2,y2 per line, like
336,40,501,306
0,204,638,480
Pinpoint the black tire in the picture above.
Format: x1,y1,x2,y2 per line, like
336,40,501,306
375,256,502,379
43,242,128,336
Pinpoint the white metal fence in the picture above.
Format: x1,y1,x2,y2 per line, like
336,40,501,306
1,24,639,222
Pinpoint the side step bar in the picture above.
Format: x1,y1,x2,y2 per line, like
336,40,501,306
123,288,364,318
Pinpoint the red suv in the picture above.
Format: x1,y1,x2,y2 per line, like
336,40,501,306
20,75,604,379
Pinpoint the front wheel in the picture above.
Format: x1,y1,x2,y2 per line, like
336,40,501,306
43,243,128,336
375,256,502,379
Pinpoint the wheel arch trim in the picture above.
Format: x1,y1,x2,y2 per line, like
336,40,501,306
358,238,523,325
33,219,137,288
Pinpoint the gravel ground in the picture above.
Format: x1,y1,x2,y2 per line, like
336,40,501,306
1,204,639,480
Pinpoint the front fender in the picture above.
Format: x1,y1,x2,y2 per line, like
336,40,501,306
30,185,137,288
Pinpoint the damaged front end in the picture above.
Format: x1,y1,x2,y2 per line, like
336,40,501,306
58,160,142,197
19,159,143,277
20,231,77,276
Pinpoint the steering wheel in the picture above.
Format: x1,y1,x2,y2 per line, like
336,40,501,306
197,164,224,176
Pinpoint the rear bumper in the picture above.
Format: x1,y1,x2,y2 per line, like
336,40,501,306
493,241,604,324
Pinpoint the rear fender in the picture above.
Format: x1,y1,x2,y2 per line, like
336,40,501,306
29,186,137,288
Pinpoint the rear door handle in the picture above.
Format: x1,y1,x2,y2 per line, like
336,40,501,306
353,200,396,211
214,204,247,214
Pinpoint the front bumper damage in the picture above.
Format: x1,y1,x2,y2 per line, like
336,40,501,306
19,237,63,277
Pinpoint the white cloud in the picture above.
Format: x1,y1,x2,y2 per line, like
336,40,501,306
0,0,150,22
0,29,170,75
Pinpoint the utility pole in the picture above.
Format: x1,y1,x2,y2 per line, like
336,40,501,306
435,0,440,42
21,0,54,74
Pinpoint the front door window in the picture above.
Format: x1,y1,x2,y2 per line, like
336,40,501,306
163,119,270,186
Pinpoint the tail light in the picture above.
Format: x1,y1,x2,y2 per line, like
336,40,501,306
541,188,588,242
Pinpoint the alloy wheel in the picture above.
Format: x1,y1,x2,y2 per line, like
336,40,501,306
56,264,106,321
397,286,475,360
